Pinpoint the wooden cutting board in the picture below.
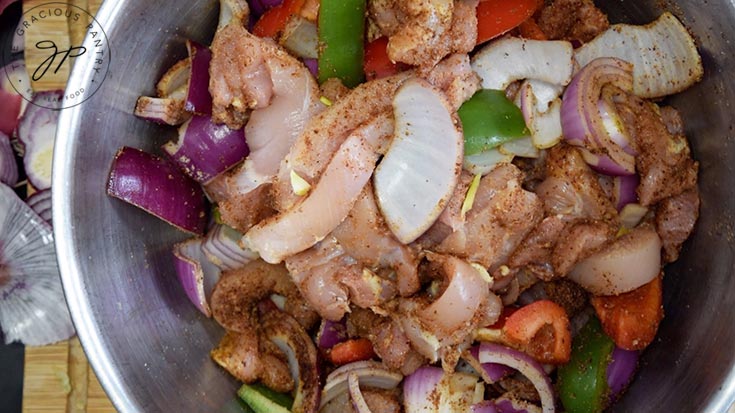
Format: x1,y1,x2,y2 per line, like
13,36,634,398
21,0,116,411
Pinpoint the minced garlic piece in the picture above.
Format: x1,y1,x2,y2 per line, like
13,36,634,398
290,170,311,196
471,262,494,284
461,173,482,218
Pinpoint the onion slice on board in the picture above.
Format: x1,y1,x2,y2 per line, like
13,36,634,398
471,37,574,91
16,91,63,190
0,183,75,345
477,343,556,413
172,237,222,317
107,146,208,235
374,78,463,244
568,226,661,295
575,12,703,98
163,114,249,184
26,188,52,226
0,131,18,186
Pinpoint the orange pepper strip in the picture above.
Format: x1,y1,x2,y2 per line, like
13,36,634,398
591,274,664,351
328,338,377,365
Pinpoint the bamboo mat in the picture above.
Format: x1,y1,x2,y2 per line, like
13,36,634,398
21,0,116,411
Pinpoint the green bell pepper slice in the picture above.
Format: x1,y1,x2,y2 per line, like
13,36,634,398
317,0,367,88
237,383,294,413
458,89,529,155
557,317,616,413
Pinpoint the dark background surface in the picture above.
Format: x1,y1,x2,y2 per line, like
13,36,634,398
2,2,27,413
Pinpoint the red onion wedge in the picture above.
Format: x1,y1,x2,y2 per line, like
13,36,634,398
347,372,373,413
471,37,574,91
0,183,75,345
561,58,636,176
575,13,703,99
374,79,463,244
163,114,249,184
467,345,514,383
17,90,63,190
185,40,213,115
606,346,639,401
155,58,191,99
1,60,32,135
303,58,318,78
519,81,563,150
476,343,555,413
471,401,500,413
321,361,403,409
201,224,258,270
107,146,208,235
26,189,52,226
280,16,319,59
218,0,252,29
613,174,639,211
568,226,662,295
173,237,221,317
464,148,514,176
316,318,348,350
248,0,284,19
134,96,190,126
403,366,479,413
0,131,18,186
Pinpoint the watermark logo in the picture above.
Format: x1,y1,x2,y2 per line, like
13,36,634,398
2,2,111,110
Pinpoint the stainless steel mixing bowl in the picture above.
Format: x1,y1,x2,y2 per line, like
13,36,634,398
52,0,735,411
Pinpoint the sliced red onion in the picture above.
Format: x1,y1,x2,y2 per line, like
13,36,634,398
348,372,373,413
163,115,248,184
613,174,639,211
134,96,190,126
1,61,33,135
403,366,445,412
12,19,24,53
173,237,222,317
619,203,649,229
17,91,63,190
0,183,75,345
606,346,639,400
471,37,574,91
0,88,22,136
155,58,191,98
468,345,514,383
519,81,563,150
201,224,258,270
464,149,514,176
561,58,636,176
26,189,52,226
218,0,252,28
374,79,463,244
185,41,213,115
476,343,555,413
280,16,319,59
316,318,348,350
303,58,318,78
403,366,479,413
321,361,403,408
0,132,18,186
493,396,542,413
248,0,284,18
0,0,19,16
568,226,661,295
471,401,500,413
107,146,208,235
575,13,703,98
